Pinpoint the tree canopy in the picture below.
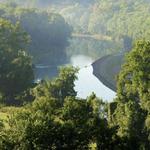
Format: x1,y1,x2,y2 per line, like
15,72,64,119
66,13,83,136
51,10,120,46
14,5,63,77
0,18,34,104
113,40,150,148
0,0,149,149
0,3,72,65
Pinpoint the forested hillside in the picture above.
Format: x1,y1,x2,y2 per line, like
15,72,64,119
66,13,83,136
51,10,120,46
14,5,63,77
1,0,150,58
0,40,150,149
0,3,72,65
51,0,150,57
0,0,150,149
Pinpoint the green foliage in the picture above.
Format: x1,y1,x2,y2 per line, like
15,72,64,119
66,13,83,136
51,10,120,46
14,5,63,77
0,67,116,149
2,0,150,59
113,40,150,149
0,18,34,104
16,9,72,64
117,40,150,107
0,1,150,149
0,40,149,148
59,0,150,57
33,66,78,100
0,3,72,65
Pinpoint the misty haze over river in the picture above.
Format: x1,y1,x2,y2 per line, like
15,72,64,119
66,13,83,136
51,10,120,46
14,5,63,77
35,55,116,101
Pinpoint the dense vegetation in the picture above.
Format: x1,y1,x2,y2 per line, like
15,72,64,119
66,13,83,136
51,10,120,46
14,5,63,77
0,0,150,149
0,2,72,65
0,18,34,105
2,0,150,59
48,0,150,58
0,39,150,149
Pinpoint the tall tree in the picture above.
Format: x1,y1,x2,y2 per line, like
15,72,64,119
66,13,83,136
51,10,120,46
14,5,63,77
114,40,150,148
0,18,34,104
33,66,78,101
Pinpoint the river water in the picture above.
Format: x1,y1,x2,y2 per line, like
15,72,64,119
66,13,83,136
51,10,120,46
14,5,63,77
35,55,116,101
70,55,116,101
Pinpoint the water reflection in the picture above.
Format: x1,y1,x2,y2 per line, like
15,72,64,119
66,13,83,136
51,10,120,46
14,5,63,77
34,64,58,81
34,55,116,101
71,55,116,101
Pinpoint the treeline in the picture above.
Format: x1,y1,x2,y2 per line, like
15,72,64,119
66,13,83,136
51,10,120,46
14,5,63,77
0,16,150,149
2,0,150,59
57,0,150,39
0,35,150,149
0,1,150,149
0,18,34,104
57,0,150,57
0,2,72,65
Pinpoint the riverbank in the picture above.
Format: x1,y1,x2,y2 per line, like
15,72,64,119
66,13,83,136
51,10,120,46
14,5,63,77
92,53,125,92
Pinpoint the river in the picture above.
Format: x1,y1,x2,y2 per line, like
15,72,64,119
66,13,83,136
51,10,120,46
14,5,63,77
35,55,116,101
70,55,116,101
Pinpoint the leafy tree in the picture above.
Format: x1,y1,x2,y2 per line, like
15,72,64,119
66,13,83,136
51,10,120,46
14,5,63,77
1,96,114,149
117,40,150,110
0,18,34,104
114,40,150,149
0,3,72,66
33,66,78,101
16,9,72,65
0,67,116,149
